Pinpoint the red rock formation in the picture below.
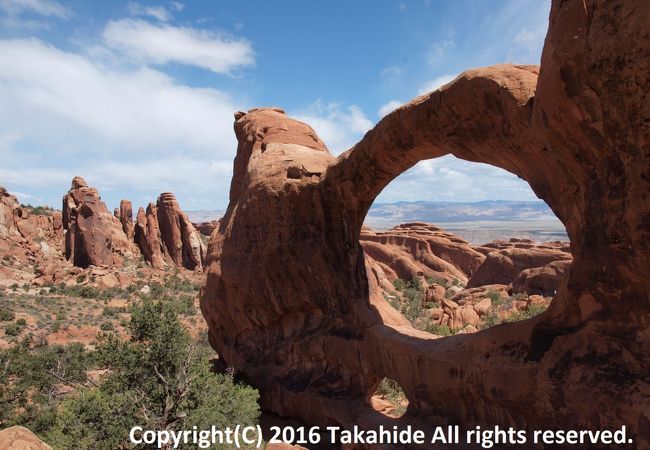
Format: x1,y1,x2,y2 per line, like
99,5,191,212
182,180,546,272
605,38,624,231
134,193,206,270
193,220,220,236
118,199,134,239
134,203,167,269
361,223,485,284
0,187,22,238
156,192,205,270
511,259,572,296
62,176,134,268
467,245,571,287
201,0,650,445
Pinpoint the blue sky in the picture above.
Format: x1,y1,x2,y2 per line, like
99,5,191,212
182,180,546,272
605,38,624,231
0,0,551,212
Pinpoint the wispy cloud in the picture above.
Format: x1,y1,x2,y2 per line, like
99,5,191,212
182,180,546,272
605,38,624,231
103,19,255,74
293,100,373,154
377,100,402,118
380,66,401,77
0,0,71,18
418,73,456,94
426,39,455,66
376,155,538,203
126,2,173,22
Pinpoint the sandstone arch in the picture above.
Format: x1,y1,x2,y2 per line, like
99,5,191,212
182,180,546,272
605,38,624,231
201,0,649,446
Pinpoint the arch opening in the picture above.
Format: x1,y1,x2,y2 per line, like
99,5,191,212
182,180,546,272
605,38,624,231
361,156,572,338
370,377,409,418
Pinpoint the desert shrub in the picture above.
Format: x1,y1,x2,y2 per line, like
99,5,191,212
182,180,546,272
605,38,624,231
165,274,199,292
481,311,501,329
425,323,453,336
176,294,197,316
486,290,503,305
99,322,114,331
51,320,62,332
0,342,92,433
97,287,126,301
426,276,449,288
393,279,406,291
76,274,86,284
375,377,408,417
505,304,548,323
0,308,15,321
16,318,27,326
5,323,23,336
20,204,53,216
51,299,261,450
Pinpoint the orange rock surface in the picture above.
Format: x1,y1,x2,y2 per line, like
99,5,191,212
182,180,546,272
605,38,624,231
201,0,650,445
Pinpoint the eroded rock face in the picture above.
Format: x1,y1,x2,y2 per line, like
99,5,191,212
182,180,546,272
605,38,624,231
134,193,206,270
467,245,571,288
62,177,134,268
193,220,220,237
361,223,485,285
201,0,650,445
511,259,572,296
118,199,134,239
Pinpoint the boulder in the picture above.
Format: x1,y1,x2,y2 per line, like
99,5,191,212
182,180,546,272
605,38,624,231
512,259,572,296
0,426,52,450
424,284,446,304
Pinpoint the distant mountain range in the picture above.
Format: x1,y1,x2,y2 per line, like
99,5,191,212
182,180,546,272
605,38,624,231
366,200,559,224
185,209,224,223
186,200,568,244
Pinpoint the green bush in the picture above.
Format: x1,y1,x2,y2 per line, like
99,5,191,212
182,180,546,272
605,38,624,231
505,304,548,323
16,318,27,326
481,311,500,329
486,290,503,305
5,323,22,336
425,323,452,336
0,308,15,321
99,322,114,331
375,378,407,417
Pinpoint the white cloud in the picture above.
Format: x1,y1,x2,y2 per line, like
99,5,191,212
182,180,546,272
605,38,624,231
293,100,373,154
103,19,254,74
418,74,456,95
380,66,401,77
426,39,454,66
375,155,538,203
0,38,245,210
171,2,184,11
0,0,70,18
126,2,172,22
511,22,547,61
377,100,402,118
